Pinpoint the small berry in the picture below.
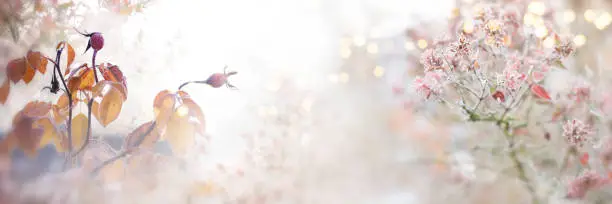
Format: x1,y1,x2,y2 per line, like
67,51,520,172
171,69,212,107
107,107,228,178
204,66,238,89
89,32,104,51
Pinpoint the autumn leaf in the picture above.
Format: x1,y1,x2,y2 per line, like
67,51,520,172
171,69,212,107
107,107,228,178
21,101,52,118
26,51,48,74
92,101,100,122
52,93,74,124
153,90,177,130
6,58,26,83
164,105,196,155
531,84,551,100
71,113,89,149
22,65,36,84
57,42,76,68
99,64,128,97
97,85,123,127
34,117,63,151
124,121,160,149
67,68,95,93
11,114,44,157
183,98,206,135
0,80,9,104
92,80,127,101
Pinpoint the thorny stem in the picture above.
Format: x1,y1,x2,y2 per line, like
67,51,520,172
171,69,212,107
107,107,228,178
90,121,157,175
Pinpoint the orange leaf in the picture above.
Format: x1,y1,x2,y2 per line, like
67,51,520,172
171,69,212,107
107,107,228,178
97,86,123,127
66,44,75,68
26,51,48,74
0,80,9,104
531,84,551,100
67,68,95,93
70,113,89,149
164,105,196,155
6,58,26,83
125,121,160,149
92,80,127,101
22,64,36,84
99,64,128,97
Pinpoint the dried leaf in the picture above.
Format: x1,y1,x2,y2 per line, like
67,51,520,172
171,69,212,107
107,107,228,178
531,84,551,100
71,113,89,149
6,58,26,83
34,117,63,151
164,105,196,155
125,121,160,149
183,98,206,135
21,101,52,118
99,64,128,97
153,90,177,129
97,86,123,127
66,43,75,68
0,80,9,104
92,101,100,122
92,80,127,101
67,68,95,93
11,114,44,157
26,51,48,74
22,65,36,84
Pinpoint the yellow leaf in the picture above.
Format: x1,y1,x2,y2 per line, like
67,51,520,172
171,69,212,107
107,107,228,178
164,106,196,155
34,117,63,151
153,90,177,132
71,113,88,149
97,86,123,127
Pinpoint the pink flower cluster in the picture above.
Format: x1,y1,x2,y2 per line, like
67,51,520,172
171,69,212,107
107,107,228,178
414,70,445,99
566,170,610,199
562,119,594,148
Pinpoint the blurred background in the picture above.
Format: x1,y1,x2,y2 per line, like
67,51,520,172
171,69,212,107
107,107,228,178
2,0,612,203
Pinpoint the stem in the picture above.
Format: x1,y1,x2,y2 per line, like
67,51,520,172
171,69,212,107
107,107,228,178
90,121,157,175
92,50,99,83
178,80,207,90
52,48,74,168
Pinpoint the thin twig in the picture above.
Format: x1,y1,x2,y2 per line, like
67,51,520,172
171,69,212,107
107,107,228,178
178,80,208,90
90,121,157,175
52,48,75,168
92,50,99,83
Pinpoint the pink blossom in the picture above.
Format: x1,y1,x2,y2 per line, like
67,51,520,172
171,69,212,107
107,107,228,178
568,82,590,103
563,119,594,147
414,71,445,99
566,170,610,199
419,49,444,71
499,68,526,92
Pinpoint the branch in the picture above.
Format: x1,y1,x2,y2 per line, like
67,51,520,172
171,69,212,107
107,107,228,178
51,48,75,168
90,121,157,175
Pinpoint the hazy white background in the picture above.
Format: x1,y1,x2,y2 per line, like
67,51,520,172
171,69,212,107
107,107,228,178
1,0,456,203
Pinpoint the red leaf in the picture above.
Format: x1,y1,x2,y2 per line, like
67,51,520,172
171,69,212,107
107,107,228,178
531,84,551,100
580,152,589,166
6,58,27,83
